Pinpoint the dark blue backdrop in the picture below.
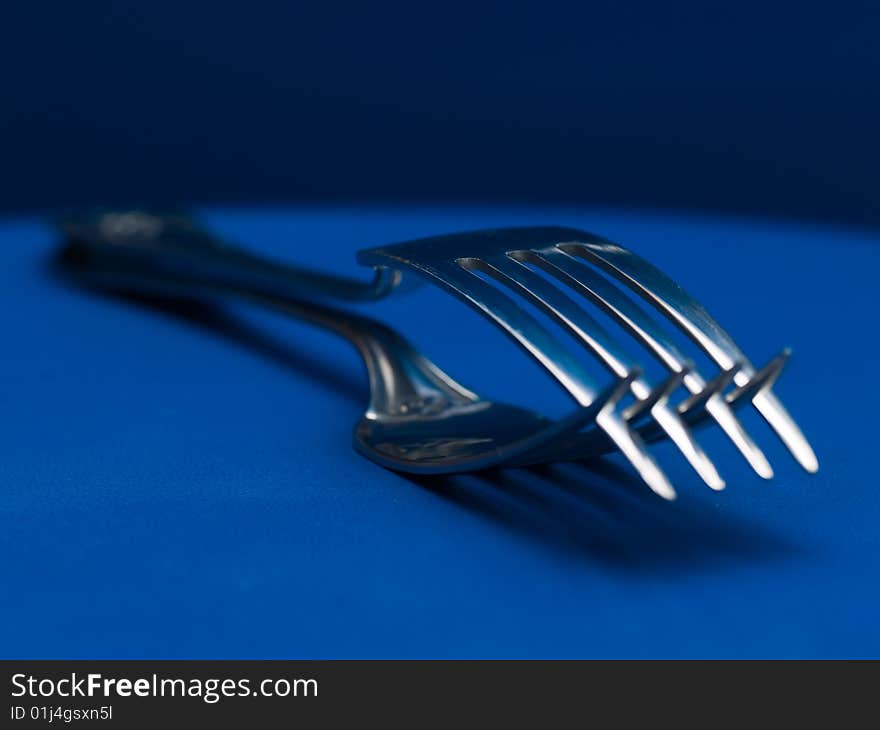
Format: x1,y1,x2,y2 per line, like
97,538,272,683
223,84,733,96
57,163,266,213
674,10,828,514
2,1,879,225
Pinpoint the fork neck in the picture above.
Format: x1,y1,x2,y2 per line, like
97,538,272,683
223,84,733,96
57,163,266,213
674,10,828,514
58,209,402,304
56,210,476,419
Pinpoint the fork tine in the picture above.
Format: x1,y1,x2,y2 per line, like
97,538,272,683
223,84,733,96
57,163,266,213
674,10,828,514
559,368,678,500
753,389,818,473
622,368,687,419
558,239,818,473
464,256,630,378
726,349,788,404
678,362,742,416
596,405,677,500
704,394,774,478
510,370,637,466
626,369,726,491
415,260,678,494
630,362,768,476
716,351,816,475
466,253,723,490
505,368,674,499
466,372,640,472
427,261,601,407
527,246,773,477
649,362,773,478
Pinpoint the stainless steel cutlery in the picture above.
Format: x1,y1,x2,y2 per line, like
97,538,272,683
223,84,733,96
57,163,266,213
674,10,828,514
58,210,817,498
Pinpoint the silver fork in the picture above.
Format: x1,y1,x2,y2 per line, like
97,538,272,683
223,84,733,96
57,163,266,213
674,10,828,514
58,211,817,498
360,227,818,473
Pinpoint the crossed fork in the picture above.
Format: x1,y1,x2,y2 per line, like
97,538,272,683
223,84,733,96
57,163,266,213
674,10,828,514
358,226,819,492
59,214,818,498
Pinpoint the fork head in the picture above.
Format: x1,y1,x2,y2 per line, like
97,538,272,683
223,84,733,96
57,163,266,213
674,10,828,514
357,226,817,497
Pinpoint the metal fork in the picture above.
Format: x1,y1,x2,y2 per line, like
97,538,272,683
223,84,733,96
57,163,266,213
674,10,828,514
58,211,818,498
360,227,818,470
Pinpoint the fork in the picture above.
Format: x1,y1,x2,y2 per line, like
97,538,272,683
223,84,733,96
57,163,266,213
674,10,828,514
57,210,818,498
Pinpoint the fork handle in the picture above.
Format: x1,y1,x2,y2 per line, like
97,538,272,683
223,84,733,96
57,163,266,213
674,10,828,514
56,209,400,304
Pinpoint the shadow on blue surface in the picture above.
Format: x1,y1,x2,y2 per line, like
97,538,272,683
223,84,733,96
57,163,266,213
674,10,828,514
406,464,802,574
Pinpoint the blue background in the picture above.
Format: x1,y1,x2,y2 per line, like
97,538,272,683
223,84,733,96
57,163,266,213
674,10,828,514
1,206,877,658
1,1,879,226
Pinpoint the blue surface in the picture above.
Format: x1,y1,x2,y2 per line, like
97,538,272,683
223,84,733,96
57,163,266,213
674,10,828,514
1,206,878,658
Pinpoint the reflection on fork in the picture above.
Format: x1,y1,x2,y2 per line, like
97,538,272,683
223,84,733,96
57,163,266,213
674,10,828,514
58,212,818,499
